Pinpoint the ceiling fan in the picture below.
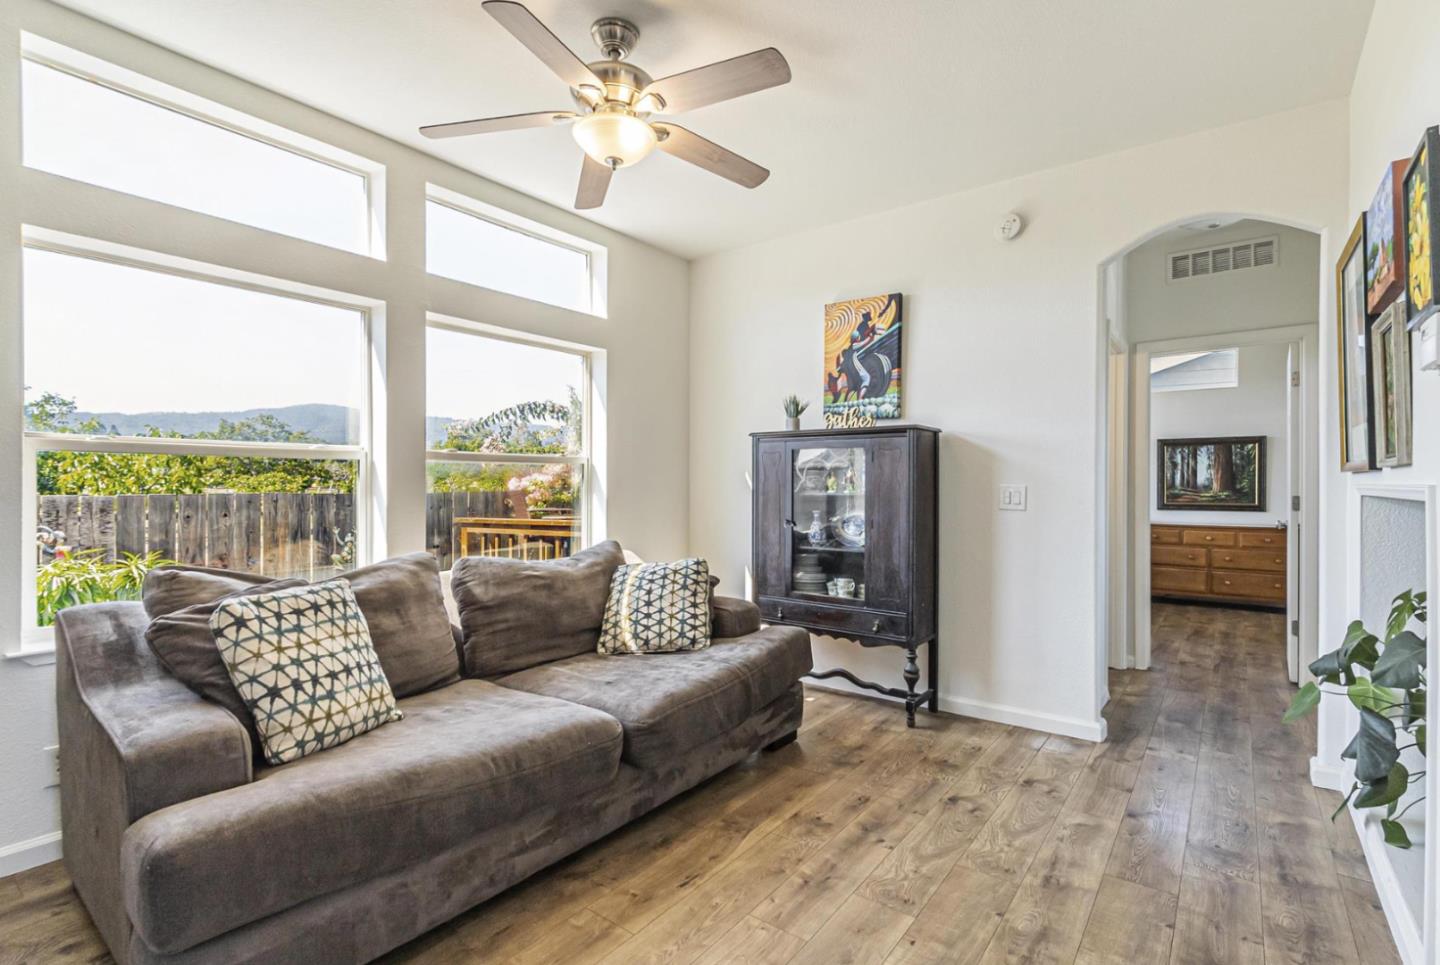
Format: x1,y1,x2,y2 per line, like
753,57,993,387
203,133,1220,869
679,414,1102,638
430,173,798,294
420,1,791,209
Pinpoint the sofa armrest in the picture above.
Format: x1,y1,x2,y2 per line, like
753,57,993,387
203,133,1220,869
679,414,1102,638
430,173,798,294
711,596,762,638
56,603,252,954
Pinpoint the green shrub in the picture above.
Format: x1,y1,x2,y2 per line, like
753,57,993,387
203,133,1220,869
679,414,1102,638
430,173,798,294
36,550,173,626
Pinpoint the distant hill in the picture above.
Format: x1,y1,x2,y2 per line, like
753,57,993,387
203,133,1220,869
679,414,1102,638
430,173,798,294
70,403,458,447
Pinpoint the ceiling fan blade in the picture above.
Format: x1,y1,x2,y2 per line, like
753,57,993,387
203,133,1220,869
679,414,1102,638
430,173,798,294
653,124,769,188
575,154,613,209
482,1,604,91
419,110,577,139
638,48,790,114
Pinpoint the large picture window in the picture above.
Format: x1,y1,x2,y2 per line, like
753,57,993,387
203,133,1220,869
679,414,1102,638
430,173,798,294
23,246,369,632
425,323,589,567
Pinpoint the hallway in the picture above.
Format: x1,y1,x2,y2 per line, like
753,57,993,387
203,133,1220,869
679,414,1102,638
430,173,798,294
1104,602,1398,964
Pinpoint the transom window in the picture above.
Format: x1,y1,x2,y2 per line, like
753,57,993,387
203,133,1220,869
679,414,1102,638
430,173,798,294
425,322,590,567
1150,348,1240,392
426,186,604,315
21,42,378,255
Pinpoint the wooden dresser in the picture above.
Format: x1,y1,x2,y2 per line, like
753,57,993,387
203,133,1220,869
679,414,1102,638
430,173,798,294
1151,523,1287,608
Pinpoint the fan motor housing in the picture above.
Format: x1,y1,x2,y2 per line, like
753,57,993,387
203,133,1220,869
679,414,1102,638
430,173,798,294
574,60,656,112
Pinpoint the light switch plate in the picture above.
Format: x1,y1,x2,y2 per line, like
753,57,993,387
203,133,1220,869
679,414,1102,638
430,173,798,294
999,484,1027,511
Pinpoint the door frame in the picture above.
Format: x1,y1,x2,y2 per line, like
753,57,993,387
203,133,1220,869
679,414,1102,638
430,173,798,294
1127,323,1316,673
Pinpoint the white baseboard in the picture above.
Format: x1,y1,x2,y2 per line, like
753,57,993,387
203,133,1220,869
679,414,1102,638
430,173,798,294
804,680,1108,743
1309,755,1347,791
0,831,62,879
1348,808,1425,965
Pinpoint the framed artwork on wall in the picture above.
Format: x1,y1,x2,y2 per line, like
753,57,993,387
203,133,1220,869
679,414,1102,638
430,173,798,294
1157,436,1266,512
1366,158,1409,313
1403,126,1440,331
1370,296,1413,468
1336,216,1374,472
822,293,902,425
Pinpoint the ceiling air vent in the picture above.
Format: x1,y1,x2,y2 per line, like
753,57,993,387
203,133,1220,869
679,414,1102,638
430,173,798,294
1167,235,1279,282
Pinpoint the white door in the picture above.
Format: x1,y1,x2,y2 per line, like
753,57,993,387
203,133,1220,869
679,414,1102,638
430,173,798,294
1285,342,1301,682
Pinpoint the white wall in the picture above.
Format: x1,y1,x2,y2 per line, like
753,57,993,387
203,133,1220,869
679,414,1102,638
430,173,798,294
689,98,1350,742
1322,2,1440,960
0,0,690,874
1150,342,1291,527
1123,221,1321,343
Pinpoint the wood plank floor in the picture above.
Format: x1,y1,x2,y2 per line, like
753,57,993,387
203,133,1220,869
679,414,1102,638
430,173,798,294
0,603,1399,965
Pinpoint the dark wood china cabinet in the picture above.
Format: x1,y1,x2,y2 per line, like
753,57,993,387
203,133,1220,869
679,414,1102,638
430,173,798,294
750,425,939,726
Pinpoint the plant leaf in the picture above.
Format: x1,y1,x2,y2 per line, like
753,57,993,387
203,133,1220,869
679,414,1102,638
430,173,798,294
1283,682,1322,722
1347,678,1397,714
1381,818,1412,849
1308,648,1346,684
1340,730,1360,760
1352,707,1399,783
1372,631,1427,689
1417,724,1427,756
1354,762,1408,809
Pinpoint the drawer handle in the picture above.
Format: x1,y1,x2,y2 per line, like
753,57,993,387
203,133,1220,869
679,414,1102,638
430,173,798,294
1274,558,1282,564
1223,580,1232,586
1222,556,1232,562
1188,554,1197,560
871,619,882,633
776,606,784,620
1273,583,1282,589
1204,536,1214,541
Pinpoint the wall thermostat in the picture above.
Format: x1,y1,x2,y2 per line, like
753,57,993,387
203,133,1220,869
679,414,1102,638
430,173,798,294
995,212,1024,242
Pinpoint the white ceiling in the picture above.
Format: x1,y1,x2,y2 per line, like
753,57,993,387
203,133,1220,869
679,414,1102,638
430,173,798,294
53,0,1374,259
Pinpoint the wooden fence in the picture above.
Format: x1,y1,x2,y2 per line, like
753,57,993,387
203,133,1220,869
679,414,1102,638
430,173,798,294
38,490,573,574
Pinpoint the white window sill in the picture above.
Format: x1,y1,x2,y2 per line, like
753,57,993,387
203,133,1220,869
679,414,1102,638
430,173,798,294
3,644,56,666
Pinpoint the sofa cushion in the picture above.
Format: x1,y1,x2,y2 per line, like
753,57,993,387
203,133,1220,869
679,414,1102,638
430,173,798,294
144,556,460,700
121,680,623,955
146,578,308,750
451,540,624,677
496,625,812,769
598,558,712,654
711,596,762,638
338,552,462,696
210,580,403,765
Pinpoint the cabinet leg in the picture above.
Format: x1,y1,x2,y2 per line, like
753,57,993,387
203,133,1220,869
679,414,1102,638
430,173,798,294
928,639,939,713
903,644,920,728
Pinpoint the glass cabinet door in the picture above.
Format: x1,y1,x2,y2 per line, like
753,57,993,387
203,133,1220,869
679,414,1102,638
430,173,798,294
789,447,866,602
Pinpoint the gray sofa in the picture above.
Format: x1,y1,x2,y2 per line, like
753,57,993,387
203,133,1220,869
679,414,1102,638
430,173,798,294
56,542,811,964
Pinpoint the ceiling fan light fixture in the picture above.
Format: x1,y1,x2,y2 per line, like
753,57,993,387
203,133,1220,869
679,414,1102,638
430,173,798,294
572,109,656,168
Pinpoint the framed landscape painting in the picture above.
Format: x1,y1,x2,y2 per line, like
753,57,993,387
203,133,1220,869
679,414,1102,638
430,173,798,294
1370,296,1413,468
822,292,902,425
1158,436,1265,512
1365,158,1408,313
1403,126,1440,331
1336,216,1373,472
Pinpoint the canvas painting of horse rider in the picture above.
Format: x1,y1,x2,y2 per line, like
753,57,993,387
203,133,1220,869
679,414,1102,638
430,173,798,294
823,293,903,424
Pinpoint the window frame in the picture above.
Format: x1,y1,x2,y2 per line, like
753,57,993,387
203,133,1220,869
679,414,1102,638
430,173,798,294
423,316,596,558
20,33,387,259
425,183,608,317
17,230,376,653
1149,347,1241,393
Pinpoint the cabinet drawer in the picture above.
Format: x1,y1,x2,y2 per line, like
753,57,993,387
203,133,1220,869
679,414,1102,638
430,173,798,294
759,597,908,640
1237,530,1285,549
1151,527,1182,545
1152,546,1207,568
1152,566,1209,594
1182,529,1236,547
1211,569,1285,601
1211,548,1286,572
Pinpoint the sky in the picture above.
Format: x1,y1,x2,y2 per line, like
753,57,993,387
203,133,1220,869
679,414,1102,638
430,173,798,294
22,61,584,431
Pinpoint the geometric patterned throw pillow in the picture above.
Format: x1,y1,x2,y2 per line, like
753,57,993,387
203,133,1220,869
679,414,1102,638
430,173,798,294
209,579,402,765
598,558,712,655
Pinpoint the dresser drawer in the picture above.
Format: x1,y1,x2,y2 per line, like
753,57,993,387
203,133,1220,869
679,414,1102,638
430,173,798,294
1211,548,1286,573
1152,546,1207,568
1151,527,1182,545
1152,566,1209,594
758,597,909,640
1211,569,1285,601
1236,530,1285,549
1182,529,1236,547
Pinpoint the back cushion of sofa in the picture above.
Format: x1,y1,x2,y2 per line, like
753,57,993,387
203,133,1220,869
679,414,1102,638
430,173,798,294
142,565,275,619
451,540,624,677
339,552,461,696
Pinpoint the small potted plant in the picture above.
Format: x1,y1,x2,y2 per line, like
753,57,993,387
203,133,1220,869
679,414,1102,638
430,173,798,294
1285,589,1427,847
782,395,809,431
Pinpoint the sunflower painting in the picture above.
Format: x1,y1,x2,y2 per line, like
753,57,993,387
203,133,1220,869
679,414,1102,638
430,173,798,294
1404,127,1440,330
823,293,902,424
